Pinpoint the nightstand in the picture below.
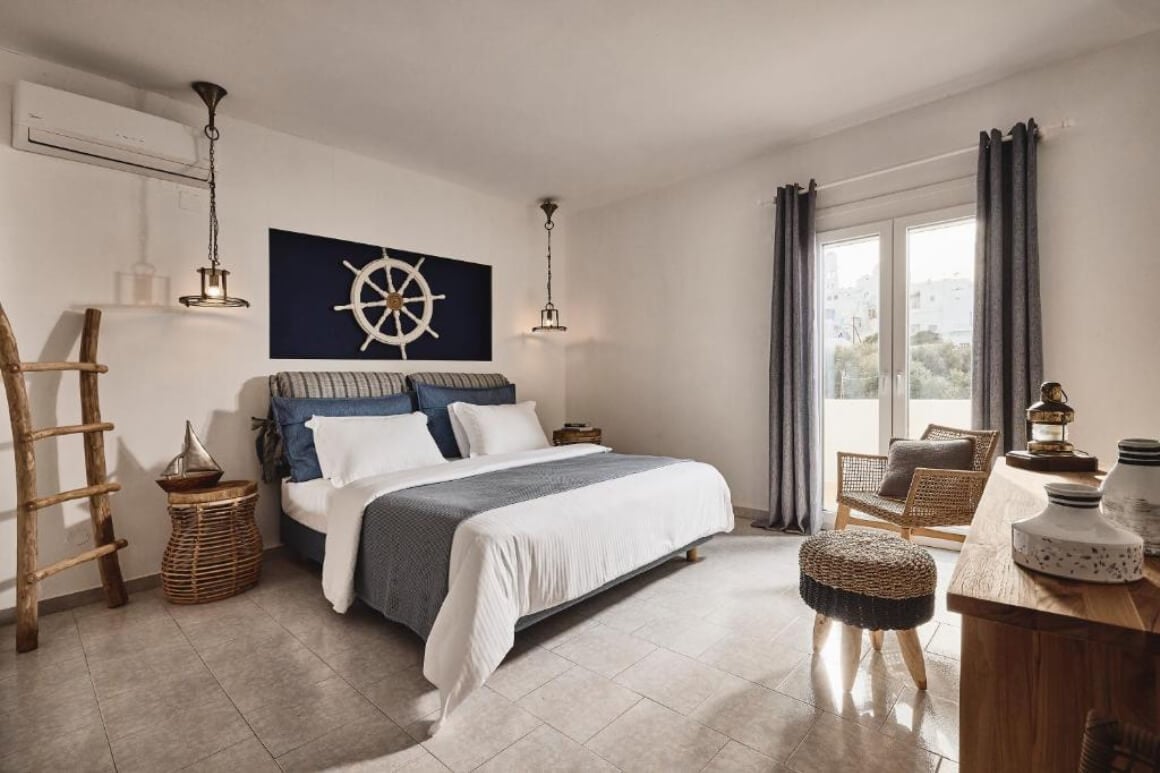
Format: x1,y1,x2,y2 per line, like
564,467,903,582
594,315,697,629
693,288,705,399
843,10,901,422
161,480,261,604
553,427,602,446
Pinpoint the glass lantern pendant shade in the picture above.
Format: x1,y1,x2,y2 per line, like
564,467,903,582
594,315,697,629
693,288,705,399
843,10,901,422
532,199,566,332
179,81,250,309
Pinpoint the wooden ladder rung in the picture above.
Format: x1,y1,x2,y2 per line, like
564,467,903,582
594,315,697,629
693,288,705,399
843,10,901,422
25,422,114,442
24,482,121,511
11,361,108,374
27,539,128,583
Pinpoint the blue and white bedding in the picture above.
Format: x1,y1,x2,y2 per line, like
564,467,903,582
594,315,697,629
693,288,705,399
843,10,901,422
306,443,733,731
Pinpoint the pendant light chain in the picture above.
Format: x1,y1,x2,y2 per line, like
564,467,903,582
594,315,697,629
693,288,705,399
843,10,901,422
544,214,553,306
205,116,221,270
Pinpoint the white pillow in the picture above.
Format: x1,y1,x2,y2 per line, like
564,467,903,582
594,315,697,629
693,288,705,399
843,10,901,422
446,402,472,457
304,412,445,486
452,401,550,457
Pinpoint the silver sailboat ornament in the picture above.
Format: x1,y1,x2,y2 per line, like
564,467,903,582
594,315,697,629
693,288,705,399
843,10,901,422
157,421,224,492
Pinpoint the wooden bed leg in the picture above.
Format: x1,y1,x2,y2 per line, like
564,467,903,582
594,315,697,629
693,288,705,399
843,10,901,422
685,547,700,562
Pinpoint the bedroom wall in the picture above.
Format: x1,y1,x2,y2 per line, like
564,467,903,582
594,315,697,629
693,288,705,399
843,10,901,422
0,49,567,610
565,32,1160,514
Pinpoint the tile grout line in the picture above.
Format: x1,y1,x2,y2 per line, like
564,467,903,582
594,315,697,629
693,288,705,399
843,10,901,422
73,609,122,773
460,699,546,773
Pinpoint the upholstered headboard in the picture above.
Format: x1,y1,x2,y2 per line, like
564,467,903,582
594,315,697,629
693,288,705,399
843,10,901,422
255,371,510,482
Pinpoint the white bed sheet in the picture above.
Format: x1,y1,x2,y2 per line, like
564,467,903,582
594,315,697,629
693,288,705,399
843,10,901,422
281,477,335,534
321,444,734,733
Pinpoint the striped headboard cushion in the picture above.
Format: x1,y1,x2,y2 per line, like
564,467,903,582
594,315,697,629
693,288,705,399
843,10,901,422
271,370,408,399
407,372,510,389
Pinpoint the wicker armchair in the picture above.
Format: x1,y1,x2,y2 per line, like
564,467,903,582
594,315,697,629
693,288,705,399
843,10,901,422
1079,710,1160,772
834,424,999,543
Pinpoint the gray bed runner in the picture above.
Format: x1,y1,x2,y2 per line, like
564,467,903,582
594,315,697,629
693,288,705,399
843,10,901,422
354,452,682,639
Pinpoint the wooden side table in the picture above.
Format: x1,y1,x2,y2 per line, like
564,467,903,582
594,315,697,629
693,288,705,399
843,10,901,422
553,427,602,446
162,480,262,605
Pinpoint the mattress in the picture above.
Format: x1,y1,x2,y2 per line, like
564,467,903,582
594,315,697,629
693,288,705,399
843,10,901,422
281,477,334,534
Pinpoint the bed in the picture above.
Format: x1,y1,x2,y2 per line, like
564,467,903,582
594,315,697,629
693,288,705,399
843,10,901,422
257,370,734,731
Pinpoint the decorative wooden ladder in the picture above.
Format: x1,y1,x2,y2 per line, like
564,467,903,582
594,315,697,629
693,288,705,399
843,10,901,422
0,305,128,652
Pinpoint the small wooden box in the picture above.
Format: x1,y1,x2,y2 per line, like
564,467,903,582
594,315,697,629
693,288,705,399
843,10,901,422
553,427,602,446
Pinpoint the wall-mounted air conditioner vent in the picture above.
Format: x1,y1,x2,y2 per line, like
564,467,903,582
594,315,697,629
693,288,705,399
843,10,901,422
12,81,210,187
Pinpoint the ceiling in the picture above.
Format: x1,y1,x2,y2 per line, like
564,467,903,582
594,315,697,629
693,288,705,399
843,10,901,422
0,1,1155,208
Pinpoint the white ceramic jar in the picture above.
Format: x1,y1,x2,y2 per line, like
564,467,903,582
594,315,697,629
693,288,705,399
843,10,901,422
1011,482,1144,583
1101,438,1160,556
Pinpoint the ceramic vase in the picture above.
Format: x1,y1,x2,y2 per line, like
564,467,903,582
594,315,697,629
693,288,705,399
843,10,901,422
1101,438,1160,556
1011,482,1144,583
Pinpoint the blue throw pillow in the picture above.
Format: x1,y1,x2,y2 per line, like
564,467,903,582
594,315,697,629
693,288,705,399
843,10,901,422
414,383,516,457
271,394,415,482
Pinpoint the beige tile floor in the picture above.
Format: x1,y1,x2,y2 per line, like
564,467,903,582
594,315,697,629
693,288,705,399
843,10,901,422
0,526,963,772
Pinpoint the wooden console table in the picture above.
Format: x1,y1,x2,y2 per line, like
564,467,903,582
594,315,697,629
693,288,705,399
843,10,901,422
947,460,1159,772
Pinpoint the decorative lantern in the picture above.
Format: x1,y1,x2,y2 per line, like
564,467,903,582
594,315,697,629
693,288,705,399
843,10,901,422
1006,380,1098,472
179,81,250,309
1026,382,1074,455
532,199,566,332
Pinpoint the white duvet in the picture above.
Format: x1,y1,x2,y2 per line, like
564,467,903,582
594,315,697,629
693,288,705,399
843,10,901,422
322,444,734,731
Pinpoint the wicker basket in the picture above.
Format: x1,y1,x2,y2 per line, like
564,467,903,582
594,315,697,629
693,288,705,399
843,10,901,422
162,480,261,604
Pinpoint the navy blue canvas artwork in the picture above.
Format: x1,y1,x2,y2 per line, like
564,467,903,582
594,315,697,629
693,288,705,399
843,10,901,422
269,229,492,360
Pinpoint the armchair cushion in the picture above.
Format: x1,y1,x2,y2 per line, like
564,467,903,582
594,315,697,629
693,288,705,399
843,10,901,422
877,438,975,499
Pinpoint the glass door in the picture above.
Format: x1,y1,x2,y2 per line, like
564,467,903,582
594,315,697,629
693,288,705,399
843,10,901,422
819,221,892,511
819,206,975,513
894,208,976,438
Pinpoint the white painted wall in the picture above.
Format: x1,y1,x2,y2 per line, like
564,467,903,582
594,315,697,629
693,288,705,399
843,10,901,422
566,33,1160,513
0,50,566,610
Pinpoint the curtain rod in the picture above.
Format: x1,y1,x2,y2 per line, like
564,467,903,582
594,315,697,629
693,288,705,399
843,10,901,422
761,118,1074,204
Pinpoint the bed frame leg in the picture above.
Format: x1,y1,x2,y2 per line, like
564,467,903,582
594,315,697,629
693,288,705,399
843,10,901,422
685,547,700,562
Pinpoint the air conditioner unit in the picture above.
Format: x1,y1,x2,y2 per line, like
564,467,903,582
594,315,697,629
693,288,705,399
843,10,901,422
12,81,210,187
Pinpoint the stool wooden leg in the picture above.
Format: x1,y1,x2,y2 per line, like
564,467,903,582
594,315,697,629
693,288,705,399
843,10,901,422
841,624,862,691
812,614,832,653
685,547,699,562
897,628,927,689
870,629,884,651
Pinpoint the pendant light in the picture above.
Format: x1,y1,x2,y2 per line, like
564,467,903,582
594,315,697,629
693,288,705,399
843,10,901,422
179,81,249,308
532,199,566,332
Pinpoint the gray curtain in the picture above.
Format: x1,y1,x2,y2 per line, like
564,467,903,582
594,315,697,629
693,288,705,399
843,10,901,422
972,119,1043,452
762,181,820,534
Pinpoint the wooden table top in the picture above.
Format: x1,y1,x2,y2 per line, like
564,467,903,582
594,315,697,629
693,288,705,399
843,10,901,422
167,480,258,505
947,460,1160,653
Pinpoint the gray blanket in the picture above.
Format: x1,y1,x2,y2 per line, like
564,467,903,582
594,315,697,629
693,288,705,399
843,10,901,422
354,452,682,639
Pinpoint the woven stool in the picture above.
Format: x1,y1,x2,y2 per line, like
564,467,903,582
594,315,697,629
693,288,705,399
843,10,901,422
162,480,261,604
799,530,936,691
